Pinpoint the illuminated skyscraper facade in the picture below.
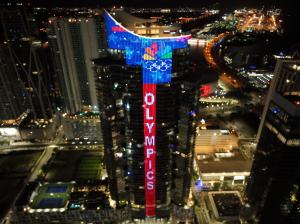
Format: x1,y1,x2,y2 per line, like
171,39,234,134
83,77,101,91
95,11,197,219
47,14,106,114
246,60,300,224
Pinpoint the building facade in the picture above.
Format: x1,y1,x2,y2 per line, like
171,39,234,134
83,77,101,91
246,60,300,223
95,10,198,219
47,13,106,114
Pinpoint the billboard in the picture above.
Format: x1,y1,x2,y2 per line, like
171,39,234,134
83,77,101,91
105,11,190,217
0,127,19,137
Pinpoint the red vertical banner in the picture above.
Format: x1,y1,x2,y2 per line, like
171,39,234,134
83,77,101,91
143,83,156,217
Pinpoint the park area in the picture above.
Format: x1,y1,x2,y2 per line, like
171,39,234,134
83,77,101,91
45,150,103,182
75,155,102,180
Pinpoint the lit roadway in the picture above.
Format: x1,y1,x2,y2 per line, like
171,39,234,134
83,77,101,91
203,33,227,68
28,146,54,182
202,32,245,89
219,72,242,89
210,36,244,91
0,141,103,152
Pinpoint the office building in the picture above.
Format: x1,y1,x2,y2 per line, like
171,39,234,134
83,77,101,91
47,13,106,114
95,10,198,219
246,60,300,223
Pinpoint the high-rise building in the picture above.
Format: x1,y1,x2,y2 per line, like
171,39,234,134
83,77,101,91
0,3,55,120
246,59,300,224
95,10,197,219
47,13,106,114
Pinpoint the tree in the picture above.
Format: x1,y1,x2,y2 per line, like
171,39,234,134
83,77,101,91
213,182,221,191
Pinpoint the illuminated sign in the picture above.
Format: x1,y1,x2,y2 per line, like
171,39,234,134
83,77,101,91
105,11,190,217
200,84,212,97
143,84,156,214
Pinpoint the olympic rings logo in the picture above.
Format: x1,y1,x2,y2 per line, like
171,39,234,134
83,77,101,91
144,59,172,72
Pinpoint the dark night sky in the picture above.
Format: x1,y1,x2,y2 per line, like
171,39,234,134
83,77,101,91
30,0,292,9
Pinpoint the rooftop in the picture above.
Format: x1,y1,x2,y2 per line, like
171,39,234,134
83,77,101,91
196,150,252,174
0,112,29,127
112,9,155,25
208,191,242,219
64,111,100,120
109,9,182,37
23,119,53,129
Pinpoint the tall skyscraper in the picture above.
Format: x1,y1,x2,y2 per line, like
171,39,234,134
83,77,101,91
0,3,55,120
246,59,300,224
95,10,197,219
47,13,106,114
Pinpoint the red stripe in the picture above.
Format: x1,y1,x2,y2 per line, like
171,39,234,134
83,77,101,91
143,83,156,217
112,26,125,32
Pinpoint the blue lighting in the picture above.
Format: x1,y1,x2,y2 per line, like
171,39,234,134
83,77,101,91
271,107,280,114
70,204,80,209
105,11,190,84
188,110,196,116
196,179,204,192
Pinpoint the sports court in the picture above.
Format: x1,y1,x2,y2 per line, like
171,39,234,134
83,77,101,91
38,198,64,208
31,183,73,209
46,184,68,193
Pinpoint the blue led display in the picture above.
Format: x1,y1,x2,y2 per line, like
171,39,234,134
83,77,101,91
105,11,190,84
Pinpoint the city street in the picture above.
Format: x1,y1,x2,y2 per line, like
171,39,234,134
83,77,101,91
28,146,54,182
